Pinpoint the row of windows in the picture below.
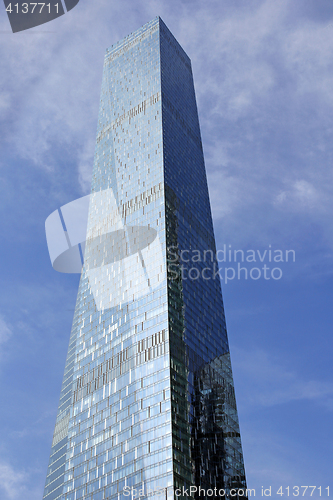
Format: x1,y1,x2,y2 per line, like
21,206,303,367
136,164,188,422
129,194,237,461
96,91,160,144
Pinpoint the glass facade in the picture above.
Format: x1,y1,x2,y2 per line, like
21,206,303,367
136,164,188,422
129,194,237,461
43,17,247,500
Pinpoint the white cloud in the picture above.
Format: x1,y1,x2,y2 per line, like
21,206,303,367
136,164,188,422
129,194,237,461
0,93,11,113
275,179,321,211
0,462,40,500
283,22,333,105
208,170,242,219
1,0,333,234
172,0,333,248
0,316,12,346
233,347,333,409
241,424,317,492
0,463,27,500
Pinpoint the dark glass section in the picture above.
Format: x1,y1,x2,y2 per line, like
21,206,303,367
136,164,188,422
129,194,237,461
166,185,193,490
160,18,247,499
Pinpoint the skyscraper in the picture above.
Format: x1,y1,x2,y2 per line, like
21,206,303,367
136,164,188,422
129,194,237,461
43,17,247,500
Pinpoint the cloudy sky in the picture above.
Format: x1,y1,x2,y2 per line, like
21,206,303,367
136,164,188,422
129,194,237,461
1,0,333,498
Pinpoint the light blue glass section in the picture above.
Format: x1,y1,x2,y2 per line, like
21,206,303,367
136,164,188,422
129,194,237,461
43,17,173,500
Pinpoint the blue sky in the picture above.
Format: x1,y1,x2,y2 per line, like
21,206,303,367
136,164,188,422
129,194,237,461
1,0,333,498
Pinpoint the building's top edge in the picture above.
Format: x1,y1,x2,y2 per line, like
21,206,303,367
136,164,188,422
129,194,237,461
103,17,191,67
158,17,191,65
104,17,160,59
